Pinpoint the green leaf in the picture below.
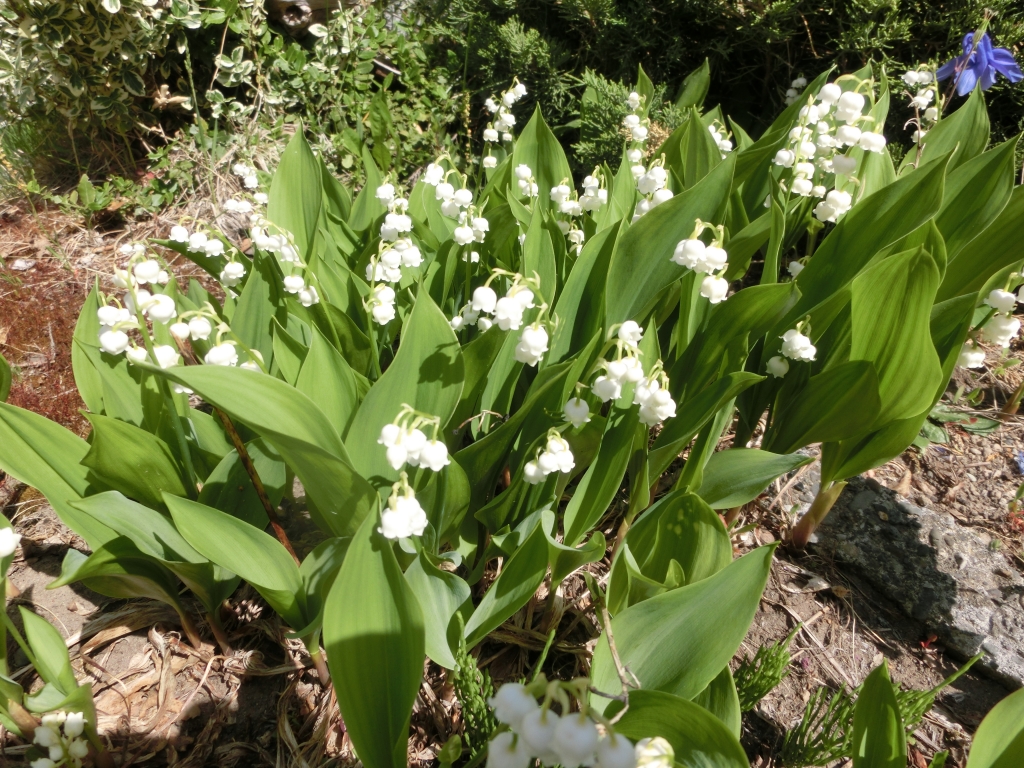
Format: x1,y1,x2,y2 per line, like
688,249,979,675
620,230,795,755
915,87,989,173
346,291,464,485
19,607,77,692
0,352,9,403
511,106,573,212
541,508,606,585
966,687,1024,768
296,325,361,439
563,401,638,546
268,131,323,261
349,146,386,233
449,326,508,433
592,545,776,713
766,361,881,454
155,365,376,537
232,251,287,370
0,402,114,548
606,153,735,326
198,438,285,528
81,412,189,508
324,513,425,768
849,248,942,427
404,552,470,669
611,690,748,768
693,666,742,738
464,516,548,648
320,156,351,222
935,137,1017,261
272,318,308,385
680,107,723,188
697,448,813,509
785,152,949,321
522,202,557,304
940,186,1024,302
675,59,711,109
852,662,906,768
165,494,306,629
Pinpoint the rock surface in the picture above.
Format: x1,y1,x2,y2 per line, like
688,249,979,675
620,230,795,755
810,475,1024,689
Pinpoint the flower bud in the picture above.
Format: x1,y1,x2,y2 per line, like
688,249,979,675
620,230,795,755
563,397,591,428
0,527,22,558
817,82,842,106
553,713,599,768
781,329,816,361
487,731,532,768
767,355,790,377
597,734,636,768
519,708,561,763
700,274,729,304
957,343,986,369
205,342,239,367
488,683,538,730
985,289,1017,314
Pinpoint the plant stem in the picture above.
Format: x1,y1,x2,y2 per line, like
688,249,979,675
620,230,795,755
215,408,301,565
309,646,331,684
790,480,848,549
1001,377,1024,417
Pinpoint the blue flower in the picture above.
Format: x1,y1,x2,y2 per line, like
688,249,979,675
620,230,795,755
937,32,1023,96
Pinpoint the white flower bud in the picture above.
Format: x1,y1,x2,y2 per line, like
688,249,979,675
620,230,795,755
298,287,319,307
597,734,636,768
700,274,729,304
788,261,805,277
635,736,674,768
983,313,1021,348
858,132,887,153
631,125,648,142
375,183,396,204
767,355,790,377
205,342,238,366
170,225,189,242
488,683,538,730
773,149,795,168
553,713,600,768
618,320,643,347
817,82,842,106
133,259,162,284
592,375,622,403
781,328,816,361
627,149,642,163
99,329,130,355
985,289,1017,313
957,343,986,369
487,732,532,768
436,182,455,201
153,344,180,369
169,322,190,340
831,154,857,176
563,397,591,428
380,493,427,539
791,177,813,196
0,527,22,558
495,297,525,331
146,293,177,323
483,155,498,168
627,91,641,110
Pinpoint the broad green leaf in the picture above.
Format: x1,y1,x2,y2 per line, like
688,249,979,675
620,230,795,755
680,107,723,188
268,131,323,261
155,365,376,537
320,156,351,222
404,552,470,669
939,186,1024,301
785,152,949,321
935,137,1017,261
165,494,305,629
71,491,238,613
649,372,764,479
293,537,351,639
511,106,573,212
541,508,606,585
606,153,736,326
676,59,710,109
272,318,307,386
522,202,557,304
634,64,655,117
464,516,548,648
71,287,105,413
563,402,638,546
346,291,464,485
591,545,776,713
611,690,748,768
765,361,881,454
20,607,78,692
849,248,942,427
966,687,1024,768
81,412,189,508
852,662,906,768
348,145,386,232
549,222,620,363
324,513,425,768
693,666,742,738
296,325,361,439
915,87,989,173
697,448,813,509
197,438,285,528
232,251,287,369
449,326,508,435
0,352,9,403
0,402,114,548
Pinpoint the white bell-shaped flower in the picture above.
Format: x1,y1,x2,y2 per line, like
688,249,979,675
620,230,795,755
484,128,500,143
627,91,641,110
618,320,643,347
205,342,238,366
283,275,305,294
454,225,475,245
957,343,986,369
626,148,643,163
519,708,561,764
524,460,546,484
831,154,857,176
0,527,21,558
298,287,319,307
700,274,729,304
635,737,674,768
596,734,636,768
126,346,148,365
592,375,622,403
221,262,246,287
858,132,887,153
781,329,817,361
169,322,191,340
514,325,549,367
188,317,213,340
188,232,208,253
817,82,842,105
484,155,498,168
97,304,130,327
99,329,130,355
631,125,648,142
146,294,177,323
375,183,396,205
487,683,539,730
514,165,533,181
563,397,591,428
487,732,532,768
153,344,180,369
767,355,790,377
170,225,189,242
553,713,600,768
380,493,427,539
650,188,674,208
985,289,1017,313
495,297,525,331
472,286,498,314
436,182,455,201
787,261,805,277
418,439,450,472
773,149,795,168
133,259,162,284
672,238,704,270
983,313,1021,348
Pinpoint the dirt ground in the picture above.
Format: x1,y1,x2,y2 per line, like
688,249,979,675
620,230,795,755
2,201,1023,767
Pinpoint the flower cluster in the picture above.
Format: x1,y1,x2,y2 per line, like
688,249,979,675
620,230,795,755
671,220,730,303
31,711,89,768
524,431,575,484
902,68,940,143
766,323,817,378
368,284,397,326
379,472,428,540
632,159,674,222
231,162,259,190
378,405,451,473
772,78,884,223
515,165,540,198
454,273,538,334
980,287,1021,349
485,681,637,768
708,120,734,157
784,76,808,105
485,79,527,139
367,237,424,284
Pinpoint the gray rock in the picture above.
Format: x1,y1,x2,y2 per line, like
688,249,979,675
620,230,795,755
811,476,1024,689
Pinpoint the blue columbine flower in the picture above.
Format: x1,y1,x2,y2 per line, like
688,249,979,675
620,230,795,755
937,32,1023,96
